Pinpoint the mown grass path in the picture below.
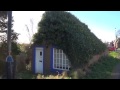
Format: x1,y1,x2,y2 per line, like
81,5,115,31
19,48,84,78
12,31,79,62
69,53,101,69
111,50,120,79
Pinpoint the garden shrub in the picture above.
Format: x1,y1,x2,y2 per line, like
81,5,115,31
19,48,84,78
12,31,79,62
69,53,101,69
33,11,107,67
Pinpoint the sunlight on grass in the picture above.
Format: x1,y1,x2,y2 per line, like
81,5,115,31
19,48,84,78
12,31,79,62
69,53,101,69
109,51,119,58
83,52,120,79
17,71,71,79
36,71,71,79
17,51,120,79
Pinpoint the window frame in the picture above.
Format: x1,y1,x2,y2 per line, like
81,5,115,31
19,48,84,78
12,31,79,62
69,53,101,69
53,48,70,70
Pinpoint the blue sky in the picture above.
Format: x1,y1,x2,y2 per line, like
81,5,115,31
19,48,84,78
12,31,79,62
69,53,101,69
70,11,120,42
13,11,120,43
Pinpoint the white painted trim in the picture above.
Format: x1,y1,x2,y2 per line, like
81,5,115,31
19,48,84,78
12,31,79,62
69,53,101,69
53,48,70,70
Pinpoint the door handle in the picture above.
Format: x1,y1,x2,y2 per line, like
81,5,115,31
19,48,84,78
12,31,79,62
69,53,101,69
39,60,42,62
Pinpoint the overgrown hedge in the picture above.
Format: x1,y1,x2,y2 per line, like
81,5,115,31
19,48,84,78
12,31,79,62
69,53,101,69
33,11,107,67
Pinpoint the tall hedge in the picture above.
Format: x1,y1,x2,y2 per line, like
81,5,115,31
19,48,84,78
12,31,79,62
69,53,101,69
33,11,107,67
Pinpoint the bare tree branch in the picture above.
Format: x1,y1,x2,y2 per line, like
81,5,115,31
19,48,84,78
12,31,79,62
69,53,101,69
30,18,34,34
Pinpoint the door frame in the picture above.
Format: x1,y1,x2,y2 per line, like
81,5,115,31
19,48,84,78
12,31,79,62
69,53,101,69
33,46,44,74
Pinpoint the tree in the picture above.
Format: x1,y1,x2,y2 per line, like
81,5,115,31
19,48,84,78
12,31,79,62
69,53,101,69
0,11,7,32
25,18,35,45
0,11,19,43
33,11,106,67
24,19,35,70
0,11,20,57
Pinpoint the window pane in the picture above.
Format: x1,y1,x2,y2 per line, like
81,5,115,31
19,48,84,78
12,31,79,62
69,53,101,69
60,50,62,53
54,59,57,63
56,59,59,63
60,54,62,58
63,60,65,64
57,64,59,68
60,59,62,65
57,49,59,53
63,64,65,68
54,64,56,68
57,53,59,58
63,54,66,59
66,60,69,64
54,48,57,53
53,48,70,70
54,54,56,58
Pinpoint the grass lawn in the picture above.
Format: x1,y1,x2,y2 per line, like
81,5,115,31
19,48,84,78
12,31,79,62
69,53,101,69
16,51,120,79
109,51,119,58
16,70,36,79
16,70,71,79
82,51,120,79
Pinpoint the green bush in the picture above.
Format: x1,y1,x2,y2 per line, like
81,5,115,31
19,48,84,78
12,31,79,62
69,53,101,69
0,60,5,75
84,52,120,79
0,42,21,58
0,42,21,76
68,68,86,79
33,11,107,67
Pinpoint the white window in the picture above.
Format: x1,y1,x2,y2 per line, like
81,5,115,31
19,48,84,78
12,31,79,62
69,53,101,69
53,48,71,70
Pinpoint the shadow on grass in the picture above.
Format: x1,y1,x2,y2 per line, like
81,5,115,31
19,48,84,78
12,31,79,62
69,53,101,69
16,51,120,79
16,70,36,79
82,56,120,79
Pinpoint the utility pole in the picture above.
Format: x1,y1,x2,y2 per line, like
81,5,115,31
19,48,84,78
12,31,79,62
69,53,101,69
6,11,14,79
7,11,12,55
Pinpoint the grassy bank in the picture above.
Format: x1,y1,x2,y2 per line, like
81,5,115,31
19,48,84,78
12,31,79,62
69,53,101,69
16,71,36,79
83,51,120,79
17,70,71,79
16,51,120,79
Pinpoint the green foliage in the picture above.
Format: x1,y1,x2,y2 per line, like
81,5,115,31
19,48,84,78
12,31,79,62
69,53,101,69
0,11,19,42
12,42,21,55
0,11,7,32
17,71,71,79
33,11,107,67
83,52,120,79
0,60,5,75
0,42,21,57
109,51,119,58
68,69,85,79
18,43,29,53
0,11,21,58
17,70,36,79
